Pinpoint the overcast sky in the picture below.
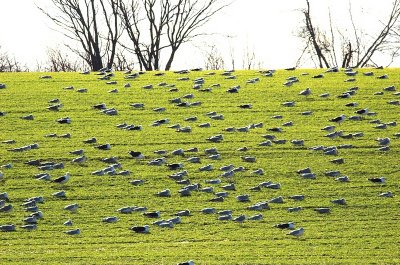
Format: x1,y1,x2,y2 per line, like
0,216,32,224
0,0,397,70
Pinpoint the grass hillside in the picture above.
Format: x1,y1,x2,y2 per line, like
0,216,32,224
0,68,399,265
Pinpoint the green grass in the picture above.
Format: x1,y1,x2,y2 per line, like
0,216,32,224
0,69,399,264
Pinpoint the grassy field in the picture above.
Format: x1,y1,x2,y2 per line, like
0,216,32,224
0,68,399,264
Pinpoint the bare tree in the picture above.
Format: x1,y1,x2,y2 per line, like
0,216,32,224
45,47,82,72
38,0,123,71
118,0,227,71
297,0,400,68
203,44,224,70
0,46,25,72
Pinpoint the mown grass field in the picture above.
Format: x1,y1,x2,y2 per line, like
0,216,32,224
0,68,399,265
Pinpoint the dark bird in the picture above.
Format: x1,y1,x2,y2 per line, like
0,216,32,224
95,143,111,150
57,117,71,124
329,114,346,125
275,222,295,229
128,151,144,159
52,172,70,184
368,177,385,184
130,225,150,233
83,137,97,144
143,211,161,218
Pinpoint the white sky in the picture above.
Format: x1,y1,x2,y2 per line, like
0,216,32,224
0,0,398,70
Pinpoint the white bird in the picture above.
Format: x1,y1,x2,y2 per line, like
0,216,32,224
52,172,70,184
64,228,80,235
72,156,86,163
64,203,79,212
379,191,393,198
102,216,118,223
299,87,311,97
287,227,304,237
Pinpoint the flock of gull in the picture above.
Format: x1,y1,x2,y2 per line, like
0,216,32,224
1,66,399,264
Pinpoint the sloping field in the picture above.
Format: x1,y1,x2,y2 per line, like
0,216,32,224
0,69,399,264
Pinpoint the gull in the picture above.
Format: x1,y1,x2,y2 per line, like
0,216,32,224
178,188,191,197
291,139,304,146
20,224,37,231
200,187,214,193
287,227,304,238
72,156,86,164
187,157,201,163
116,170,130,176
95,143,111,150
205,147,218,154
314,208,331,214
83,137,97,144
247,202,269,211
379,191,393,198
241,156,256,163
239,104,252,109
297,167,311,174
167,163,184,170
301,172,316,179
199,164,213,171
218,214,232,221
329,114,346,125
237,146,249,151
131,103,145,108
269,196,284,203
0,224,16,232
330,158,344,164
275,222,295,229
331,198,346,205
218,210,233,215
335,176,350,182
0,204,13,212
233,215,246,224
383,85,396,91
248,214,263,221
117,206,135,214
205,178,221,184
70,149,84,155
288,206,302,213
282,121,293,127
52,190,66,198
0,192,9,202
102,216,118,223
221,183,236,191
21,114,34,120
251,168,264,175
355,108,369,115
207,134,223,143
215,191,229,198
368,177,385,184
148,157,167,166
156,189,171,197
52,172,70,184
171,148,184,156
201,208,216,214
176,210,191,216
209,196,224,202
208,154,221,160
325,170,341,177
64,220,73,226
299,87,311,97
64,228,80,235
168,216,182,224
282,101,295,107
236,194,250,202
376,137,390,146
57,117,71,124
64,203,79,212
93,103,106,110
143,211,161,218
